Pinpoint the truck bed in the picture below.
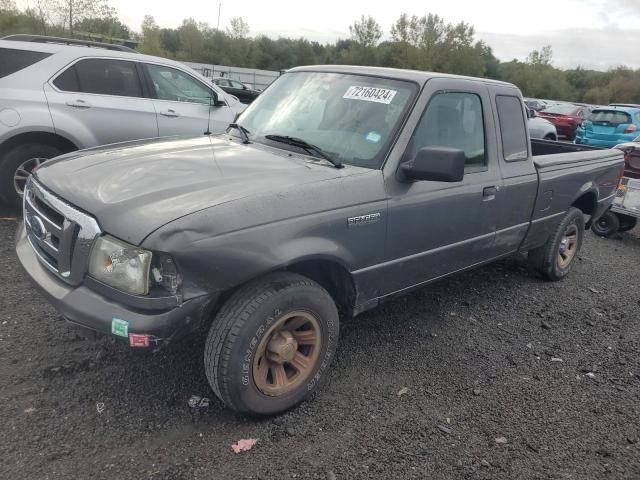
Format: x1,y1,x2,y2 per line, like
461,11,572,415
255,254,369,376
520,141,625,252
531,138,602,157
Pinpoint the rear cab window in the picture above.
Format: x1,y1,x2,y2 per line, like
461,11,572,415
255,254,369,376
53,58,143,97
496,95,528,162
0,48,51,79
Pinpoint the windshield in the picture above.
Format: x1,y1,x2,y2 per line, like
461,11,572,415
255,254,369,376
542,104,579,115
237,72,417,168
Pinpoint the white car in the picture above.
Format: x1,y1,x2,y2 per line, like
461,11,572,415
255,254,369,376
0,35,245,210
526,107,557,141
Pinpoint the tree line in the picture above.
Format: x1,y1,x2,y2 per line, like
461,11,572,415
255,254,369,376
1,0,639,105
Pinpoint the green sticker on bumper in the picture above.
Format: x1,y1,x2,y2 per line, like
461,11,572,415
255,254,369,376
111,318,129,337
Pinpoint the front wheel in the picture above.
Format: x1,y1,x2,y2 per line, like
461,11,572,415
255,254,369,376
591,211,620,237
528,207,584,281
204,272,339,416
0,143,63,212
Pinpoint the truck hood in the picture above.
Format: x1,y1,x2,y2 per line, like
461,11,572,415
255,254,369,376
34,135,361,245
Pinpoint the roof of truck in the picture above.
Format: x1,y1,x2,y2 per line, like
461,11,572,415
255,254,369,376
288,65,517,89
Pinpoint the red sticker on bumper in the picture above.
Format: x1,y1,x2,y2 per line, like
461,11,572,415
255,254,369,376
128,334,150,348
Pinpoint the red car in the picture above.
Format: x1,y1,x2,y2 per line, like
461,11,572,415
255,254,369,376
616,135,640,179
537,104,592,140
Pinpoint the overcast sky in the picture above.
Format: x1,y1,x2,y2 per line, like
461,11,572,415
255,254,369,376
17,0,640,70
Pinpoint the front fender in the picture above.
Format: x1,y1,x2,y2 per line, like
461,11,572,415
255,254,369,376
147,229,364,300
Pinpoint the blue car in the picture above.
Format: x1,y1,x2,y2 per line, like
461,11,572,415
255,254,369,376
575,106,640,148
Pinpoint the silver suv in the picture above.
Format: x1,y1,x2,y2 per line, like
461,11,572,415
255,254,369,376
0,35,245,210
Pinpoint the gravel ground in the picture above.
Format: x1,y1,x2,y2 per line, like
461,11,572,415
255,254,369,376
1,218,639,480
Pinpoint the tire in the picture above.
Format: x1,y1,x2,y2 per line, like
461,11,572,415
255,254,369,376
617,214,637,232
528,207,585,281
591,211,620,238
204,272,339,416
0,143,63,212
544,133,557,141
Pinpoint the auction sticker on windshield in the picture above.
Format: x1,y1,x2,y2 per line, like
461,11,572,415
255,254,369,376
343,86,397,104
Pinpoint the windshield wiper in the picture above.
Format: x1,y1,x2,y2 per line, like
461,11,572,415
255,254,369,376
228,123,251,144
264,134,343,168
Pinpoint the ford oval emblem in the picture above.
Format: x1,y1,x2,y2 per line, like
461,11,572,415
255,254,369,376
29,215,47,241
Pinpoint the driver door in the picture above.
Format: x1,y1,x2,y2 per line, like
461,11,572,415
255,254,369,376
143,63,233,136
381,79,502,294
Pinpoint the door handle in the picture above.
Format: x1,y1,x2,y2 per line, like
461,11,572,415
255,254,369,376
483,186,497,201
160,109,179,118
66,99,91,108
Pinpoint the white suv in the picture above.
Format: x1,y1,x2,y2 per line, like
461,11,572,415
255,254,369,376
0,35,245,210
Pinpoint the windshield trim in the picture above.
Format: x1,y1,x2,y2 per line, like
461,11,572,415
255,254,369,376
238,71,421,170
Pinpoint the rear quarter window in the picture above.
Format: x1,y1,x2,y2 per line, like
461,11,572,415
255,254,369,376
496,95,529,162
0,48,51,79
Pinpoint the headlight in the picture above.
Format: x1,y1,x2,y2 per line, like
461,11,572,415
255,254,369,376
88,235,152,295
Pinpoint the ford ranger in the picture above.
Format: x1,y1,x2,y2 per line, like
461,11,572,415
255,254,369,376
16,66,624,416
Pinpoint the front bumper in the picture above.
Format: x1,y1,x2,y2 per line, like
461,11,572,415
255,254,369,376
16,222,209,346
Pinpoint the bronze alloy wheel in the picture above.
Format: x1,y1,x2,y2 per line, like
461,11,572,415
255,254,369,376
252,311,321,396
557,223,578,268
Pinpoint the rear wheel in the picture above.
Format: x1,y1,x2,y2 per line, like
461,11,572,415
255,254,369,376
591,211,620,237
617,214,637,232
204,272,339,416
0,143,63,212
529,207,584,281
544,133,557,141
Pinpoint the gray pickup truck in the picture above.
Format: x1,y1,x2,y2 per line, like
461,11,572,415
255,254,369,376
16,66,624,416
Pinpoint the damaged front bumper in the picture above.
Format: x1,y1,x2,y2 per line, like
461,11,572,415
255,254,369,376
16,222,209,347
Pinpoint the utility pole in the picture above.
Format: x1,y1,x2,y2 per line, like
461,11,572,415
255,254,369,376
217,2,222,30
69,0,73,37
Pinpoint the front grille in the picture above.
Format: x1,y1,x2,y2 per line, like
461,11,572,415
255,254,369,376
23,177,101,285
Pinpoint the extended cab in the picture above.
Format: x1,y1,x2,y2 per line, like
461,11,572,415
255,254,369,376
16,66,624,416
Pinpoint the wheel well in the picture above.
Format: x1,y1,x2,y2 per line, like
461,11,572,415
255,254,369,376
198,259,357,333
544,133,557,141
284,259,356,316
0,132,77,157
571,192,597,216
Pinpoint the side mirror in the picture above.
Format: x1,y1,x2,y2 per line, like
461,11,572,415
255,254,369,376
400,146,465,182
210,91,226,107
242,84,248,90
529,108,537,118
